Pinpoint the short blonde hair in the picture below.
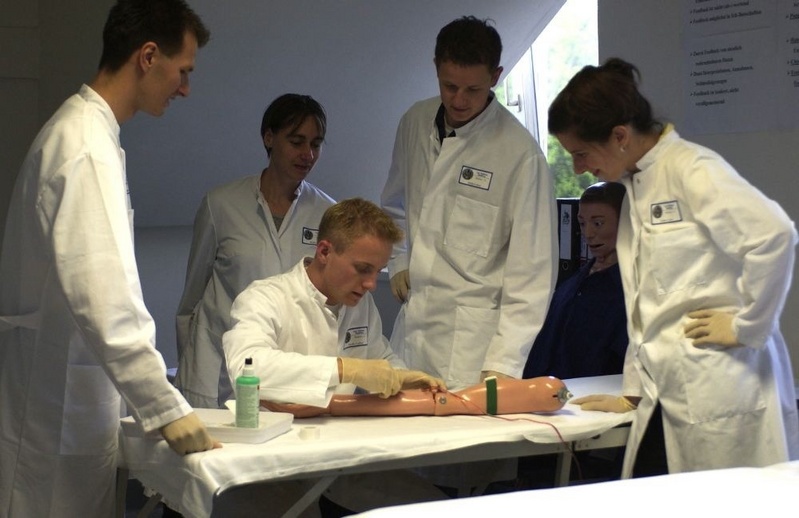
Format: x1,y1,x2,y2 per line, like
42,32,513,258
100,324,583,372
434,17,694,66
318,198,403,252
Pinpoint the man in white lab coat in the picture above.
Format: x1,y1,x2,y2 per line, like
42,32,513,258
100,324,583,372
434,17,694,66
382,16,558,391
224,198,444,407
221,198,448,516
0,2,216,516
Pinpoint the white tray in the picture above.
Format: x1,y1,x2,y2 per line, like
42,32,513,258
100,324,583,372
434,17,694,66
121,408,294,444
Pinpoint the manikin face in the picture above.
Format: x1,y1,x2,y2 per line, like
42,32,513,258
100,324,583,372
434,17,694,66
263,116,324,184
556,130,628,183
138,31,198,116
436,60,502,128
317,234,391,306
577,202,619,260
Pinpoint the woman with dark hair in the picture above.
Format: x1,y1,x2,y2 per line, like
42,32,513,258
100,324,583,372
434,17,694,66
549,58,798,476
523,182,627,380
175,94,335,408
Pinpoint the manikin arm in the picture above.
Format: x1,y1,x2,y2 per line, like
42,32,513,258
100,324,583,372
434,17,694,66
261,376,572,418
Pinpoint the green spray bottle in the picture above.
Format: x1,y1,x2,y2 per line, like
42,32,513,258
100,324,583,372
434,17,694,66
235,357,260,428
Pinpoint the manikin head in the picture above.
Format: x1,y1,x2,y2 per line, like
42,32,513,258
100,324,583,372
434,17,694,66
578,182,626,265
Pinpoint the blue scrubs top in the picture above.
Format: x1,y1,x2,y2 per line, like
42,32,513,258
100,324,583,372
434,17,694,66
523,259,628,379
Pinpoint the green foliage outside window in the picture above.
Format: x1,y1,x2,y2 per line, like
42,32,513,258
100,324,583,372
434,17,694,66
498,0,598,199
536,0,598,198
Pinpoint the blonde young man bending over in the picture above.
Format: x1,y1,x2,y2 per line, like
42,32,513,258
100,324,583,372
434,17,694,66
224,198,444,407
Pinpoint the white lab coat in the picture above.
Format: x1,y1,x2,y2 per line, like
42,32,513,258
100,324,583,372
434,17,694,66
223,259,405,407
617,128,799,476
381,96,557,390
0,85,192,517
175,175,333,408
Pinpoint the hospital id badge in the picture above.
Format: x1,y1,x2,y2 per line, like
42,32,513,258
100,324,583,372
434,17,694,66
302,227,320,245
458,165,493,190
343,326,368,350
650,200,682,225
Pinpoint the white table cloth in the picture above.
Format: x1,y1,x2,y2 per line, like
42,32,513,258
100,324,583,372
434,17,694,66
119,375,631,517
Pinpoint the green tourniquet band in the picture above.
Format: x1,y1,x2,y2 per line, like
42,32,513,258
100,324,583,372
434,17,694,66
485,376,498,415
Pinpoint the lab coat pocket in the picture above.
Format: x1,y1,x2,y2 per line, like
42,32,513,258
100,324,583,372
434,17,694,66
444,195,498,258
60,364,122,455
680,342,765,424
652,226,709,295
451,305,499,386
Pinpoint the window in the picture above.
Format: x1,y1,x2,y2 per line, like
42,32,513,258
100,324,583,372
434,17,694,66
496,0,598,197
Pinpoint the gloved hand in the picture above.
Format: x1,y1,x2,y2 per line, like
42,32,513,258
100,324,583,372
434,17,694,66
684,310,739,347
480,370,513,382
339,357,401,398
389,270,410,302
396,369,446,392
160,412,221,455
571,394,638,413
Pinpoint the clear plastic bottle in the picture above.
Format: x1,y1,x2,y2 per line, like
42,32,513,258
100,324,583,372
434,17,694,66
235,357,260,428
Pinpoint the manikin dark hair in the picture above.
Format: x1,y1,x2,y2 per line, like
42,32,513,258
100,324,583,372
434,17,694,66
580,182,626,217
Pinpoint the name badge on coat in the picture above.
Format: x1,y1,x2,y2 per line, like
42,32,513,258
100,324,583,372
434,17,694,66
343,326,368,350
302,227,320,245
458,166,493,190
650,200,682,225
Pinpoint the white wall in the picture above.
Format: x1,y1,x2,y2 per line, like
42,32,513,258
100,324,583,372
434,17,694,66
599,0,799,376
1,0,114,246
1,1,40,246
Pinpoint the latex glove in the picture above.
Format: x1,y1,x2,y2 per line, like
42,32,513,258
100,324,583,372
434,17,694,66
339,357,401,398
389,270,410,302
480,370,513,382
396,369,446,392
571,394,638,413
684,310,739,347
160,412,221,455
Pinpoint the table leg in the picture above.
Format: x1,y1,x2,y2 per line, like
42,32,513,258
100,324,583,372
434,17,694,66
281,475,338,518
115,468,129,518
554,449,573,487
138,494,163,518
